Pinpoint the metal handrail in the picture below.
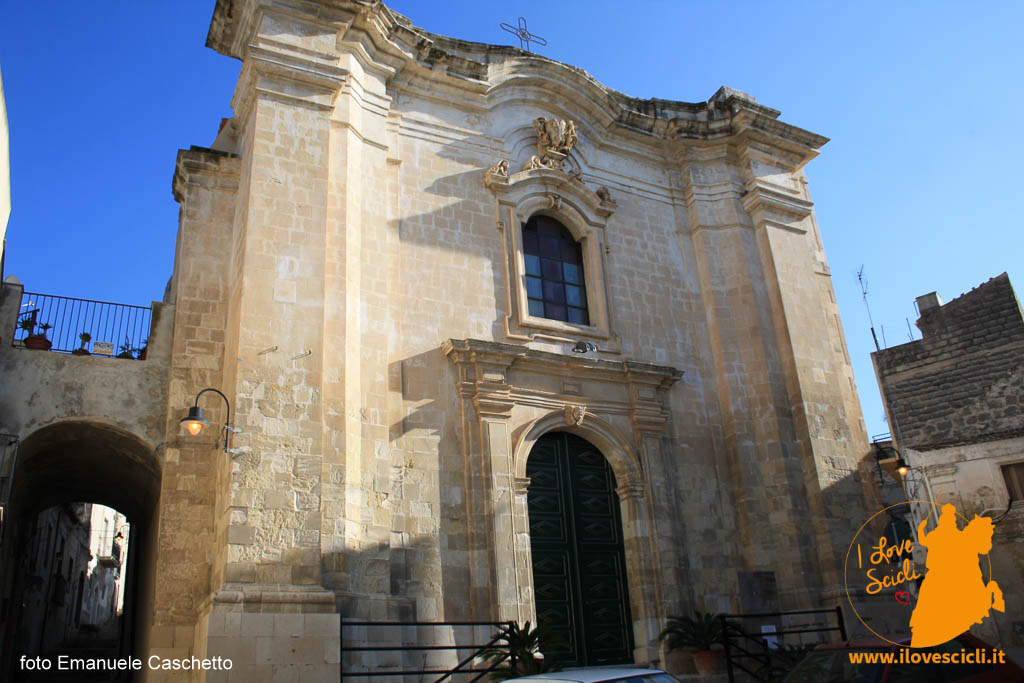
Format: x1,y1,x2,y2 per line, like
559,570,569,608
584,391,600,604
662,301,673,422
340,619,515,682
722,606,847,683
14,290,152,357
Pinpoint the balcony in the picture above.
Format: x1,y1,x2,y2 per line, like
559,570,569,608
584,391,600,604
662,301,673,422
13,291,151,359
98,541,121,568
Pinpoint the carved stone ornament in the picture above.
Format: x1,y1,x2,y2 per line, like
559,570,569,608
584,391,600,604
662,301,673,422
484,159,510,188
487,159,509,177
564,404,588,426
595,185,616,207
524,117,578,172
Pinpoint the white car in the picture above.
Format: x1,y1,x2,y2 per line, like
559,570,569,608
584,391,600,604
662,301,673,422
501,667,681,683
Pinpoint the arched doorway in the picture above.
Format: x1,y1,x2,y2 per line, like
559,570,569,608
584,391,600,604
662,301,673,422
0,421,160,681
527,432,633,666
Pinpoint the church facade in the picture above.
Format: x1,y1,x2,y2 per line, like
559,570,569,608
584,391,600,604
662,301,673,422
0,1,879,680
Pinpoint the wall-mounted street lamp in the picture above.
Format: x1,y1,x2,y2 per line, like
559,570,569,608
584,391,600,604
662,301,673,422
895,456,939,528
180,387,236,452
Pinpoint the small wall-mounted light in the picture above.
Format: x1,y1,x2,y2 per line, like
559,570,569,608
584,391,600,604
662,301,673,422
571,341,597,354
181,387,234,452
896,457,910,477
181,405,209,436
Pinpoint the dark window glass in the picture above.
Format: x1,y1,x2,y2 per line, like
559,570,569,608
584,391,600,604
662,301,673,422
543,280,565,303
545,303,566,321
525,254,541,277
522,216,589,325
522,230,539,253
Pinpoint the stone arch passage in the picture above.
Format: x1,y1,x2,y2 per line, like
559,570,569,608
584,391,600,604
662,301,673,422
526,431,634,667
0,420,161,680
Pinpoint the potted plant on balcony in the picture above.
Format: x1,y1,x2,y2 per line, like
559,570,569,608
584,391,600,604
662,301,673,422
72,331,91,356
20,318,53,351
136,338,148,360
660,611,726,676
116,338,136,359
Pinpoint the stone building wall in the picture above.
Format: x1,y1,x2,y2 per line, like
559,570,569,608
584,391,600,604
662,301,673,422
874,272,1024,449
873,273,1024,658
0,2,880,680
165,1,878,678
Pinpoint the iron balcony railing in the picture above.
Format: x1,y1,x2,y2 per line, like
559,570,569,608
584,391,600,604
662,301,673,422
14,290,152,357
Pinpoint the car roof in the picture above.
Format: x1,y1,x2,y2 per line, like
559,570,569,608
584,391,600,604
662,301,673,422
507,668,667,683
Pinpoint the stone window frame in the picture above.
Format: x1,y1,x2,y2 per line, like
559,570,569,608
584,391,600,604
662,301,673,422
485,167,620,351
1000,460,1024,501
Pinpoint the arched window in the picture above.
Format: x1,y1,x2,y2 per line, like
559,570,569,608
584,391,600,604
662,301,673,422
522,216,589,325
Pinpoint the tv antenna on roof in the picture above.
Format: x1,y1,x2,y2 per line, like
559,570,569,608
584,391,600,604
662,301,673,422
858,266,881,351
500,17,547,52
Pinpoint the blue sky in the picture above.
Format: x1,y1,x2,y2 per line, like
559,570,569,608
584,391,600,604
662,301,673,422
2,2,1021,439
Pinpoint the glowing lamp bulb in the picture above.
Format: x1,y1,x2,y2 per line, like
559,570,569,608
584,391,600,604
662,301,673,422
180,405,209,436
896,458,910,477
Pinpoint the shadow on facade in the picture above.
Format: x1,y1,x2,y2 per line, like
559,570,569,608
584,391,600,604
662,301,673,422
0,421,160,682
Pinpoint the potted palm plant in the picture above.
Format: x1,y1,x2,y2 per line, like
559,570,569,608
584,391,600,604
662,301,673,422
116,337,136,359
72,331,92,356
20,318,53,351
660,611,726,676
481,621,563,680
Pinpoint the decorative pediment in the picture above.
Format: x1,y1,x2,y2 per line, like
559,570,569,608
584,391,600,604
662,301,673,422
484,165,617,222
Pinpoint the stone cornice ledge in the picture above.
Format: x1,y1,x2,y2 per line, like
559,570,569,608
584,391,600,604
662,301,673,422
442,338,682,390
206,582,337,612
172,147,241,203
207,3,828,154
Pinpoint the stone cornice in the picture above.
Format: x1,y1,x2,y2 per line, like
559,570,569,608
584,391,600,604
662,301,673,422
442,338,682,388
741,184,815,225
172,146,240,203
207,2,828,159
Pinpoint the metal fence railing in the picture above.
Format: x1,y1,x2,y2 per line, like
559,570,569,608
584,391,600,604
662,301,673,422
722,607,847,682
13,291,152,358
340,620,515,681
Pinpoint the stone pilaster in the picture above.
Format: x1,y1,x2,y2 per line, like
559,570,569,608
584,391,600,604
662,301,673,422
445,342,524,621
148,148,239,679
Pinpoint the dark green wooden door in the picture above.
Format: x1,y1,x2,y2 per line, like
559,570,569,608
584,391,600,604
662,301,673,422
527,432,634,666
